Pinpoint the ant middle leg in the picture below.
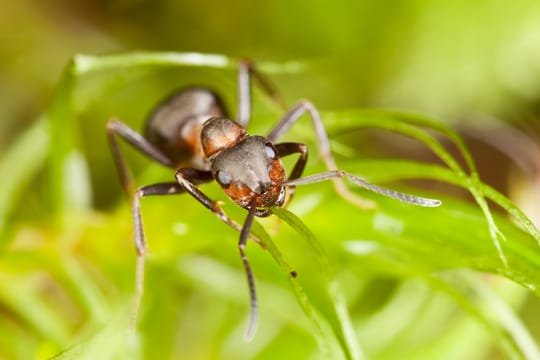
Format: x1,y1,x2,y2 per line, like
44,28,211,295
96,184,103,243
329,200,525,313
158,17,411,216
267,100,376,209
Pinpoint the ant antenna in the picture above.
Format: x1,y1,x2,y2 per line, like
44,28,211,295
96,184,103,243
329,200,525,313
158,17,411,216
286,170,441,207
239,198,259,341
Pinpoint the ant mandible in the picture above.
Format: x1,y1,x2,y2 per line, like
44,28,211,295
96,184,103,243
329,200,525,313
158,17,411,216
106,60,441,340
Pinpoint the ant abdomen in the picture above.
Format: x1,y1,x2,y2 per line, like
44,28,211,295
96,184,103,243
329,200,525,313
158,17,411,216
144,87,228,168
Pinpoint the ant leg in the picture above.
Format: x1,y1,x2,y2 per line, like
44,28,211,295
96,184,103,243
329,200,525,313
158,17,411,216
239,199,258,341
175,169,262,340
286,170,441,207
275,142,308,201
175,168,263,245
236,60,251,127
130,181,191,330
267,100,375,209
275,142,308,181
236,60,287,128
131,173,216,329
107,119,174,196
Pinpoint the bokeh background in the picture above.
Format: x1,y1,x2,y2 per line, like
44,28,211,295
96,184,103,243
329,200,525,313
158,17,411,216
3,1,540,359
4,0,540,145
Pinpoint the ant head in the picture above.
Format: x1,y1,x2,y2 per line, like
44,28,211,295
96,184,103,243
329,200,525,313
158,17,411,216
201,117,247,159
210,135,287,209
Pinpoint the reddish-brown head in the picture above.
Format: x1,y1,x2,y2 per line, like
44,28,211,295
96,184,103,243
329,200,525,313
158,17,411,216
208,132,287,210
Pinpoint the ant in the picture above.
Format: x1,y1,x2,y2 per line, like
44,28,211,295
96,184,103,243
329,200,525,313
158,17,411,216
106,60,441,340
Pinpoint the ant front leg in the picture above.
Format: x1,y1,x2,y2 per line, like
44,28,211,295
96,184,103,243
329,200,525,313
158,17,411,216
175,168,245,232
175,168,261,340
107,119,174,197
238,199,259,341
275,142,308,202
175,168,265,245
267,100,376,209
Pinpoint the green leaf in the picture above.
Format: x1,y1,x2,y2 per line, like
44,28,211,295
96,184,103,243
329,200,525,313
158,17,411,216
2,52,539,359
0,117,48,241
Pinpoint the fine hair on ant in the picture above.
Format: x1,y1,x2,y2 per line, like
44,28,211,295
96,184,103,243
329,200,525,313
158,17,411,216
106,60,441,341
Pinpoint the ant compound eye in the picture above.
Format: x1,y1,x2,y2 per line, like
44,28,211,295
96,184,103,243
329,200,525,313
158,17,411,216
264,144,276,159
216,170,232,187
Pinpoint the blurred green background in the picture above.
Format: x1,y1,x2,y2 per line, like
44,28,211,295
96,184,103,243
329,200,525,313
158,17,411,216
5,0,540,146
3,1,540,359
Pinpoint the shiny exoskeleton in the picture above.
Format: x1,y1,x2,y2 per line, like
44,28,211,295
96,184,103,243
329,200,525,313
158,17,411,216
106,60,441,340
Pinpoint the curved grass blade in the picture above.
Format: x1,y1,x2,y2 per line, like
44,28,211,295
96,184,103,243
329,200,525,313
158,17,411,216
0,271,70,346
453,271,540,360
351,109,479,177
249,220,336,359
324,111,466,176
71,52,307,77
322,109,529,265
333,192,539,358
344,158,540,254
0,116,48,241
270,207,363,360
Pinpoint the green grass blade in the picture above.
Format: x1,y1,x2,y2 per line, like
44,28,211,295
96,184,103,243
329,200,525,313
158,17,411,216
249,220,337,359
0,271,70,345
324,110,467,175
323,108,538,266
362,109,479,176
457,272,540,359
71,52,307,76
271,207,363,360
0,116,48,239
482,184,540,248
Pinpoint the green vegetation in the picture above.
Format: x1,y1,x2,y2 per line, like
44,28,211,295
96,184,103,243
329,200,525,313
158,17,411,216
1,53,539,359
3,2,540,359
